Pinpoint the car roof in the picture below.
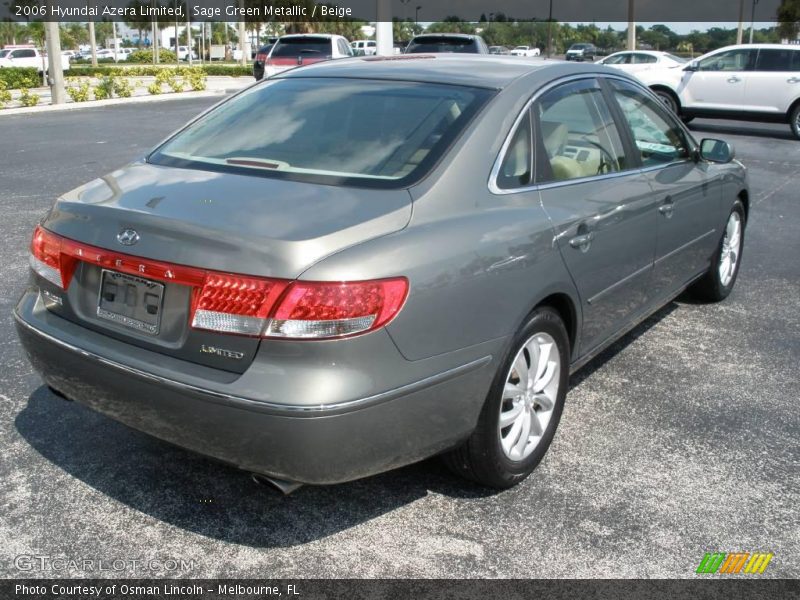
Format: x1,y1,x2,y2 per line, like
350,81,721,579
275,54,615,90
278,34,339,41
709,43,800,51
411,33,481,40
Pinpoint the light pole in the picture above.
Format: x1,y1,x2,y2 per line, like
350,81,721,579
627,0,635,51
749,0,760,44
546,0,552,58
415,6,421,26
736,0,745,44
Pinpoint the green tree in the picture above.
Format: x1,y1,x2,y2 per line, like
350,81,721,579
778,0,800,40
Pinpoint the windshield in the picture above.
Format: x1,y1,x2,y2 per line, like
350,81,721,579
406,37,478,53
271,37,331,57
149,77,493,188
0,50,8,58
570,44,589,50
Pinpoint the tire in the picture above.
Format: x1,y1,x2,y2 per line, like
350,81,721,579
691,200,746,302
790,103,800,140
652,88,679,114
443,307,569,489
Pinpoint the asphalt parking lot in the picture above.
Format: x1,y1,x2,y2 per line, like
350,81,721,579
0,98,798,579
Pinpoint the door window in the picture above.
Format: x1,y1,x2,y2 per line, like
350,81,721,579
754,48,797,71
496,111,532,189
533,79,628,183
697,49,756,72
604,54,630,65
11,49,36,59
632,53,657,64
610,80,692,168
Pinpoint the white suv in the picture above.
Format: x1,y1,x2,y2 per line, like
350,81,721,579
637,44,800,139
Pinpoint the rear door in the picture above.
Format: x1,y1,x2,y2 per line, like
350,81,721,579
680,48,756,110
608,79,716,302
745,48,800,114
534,78,659,356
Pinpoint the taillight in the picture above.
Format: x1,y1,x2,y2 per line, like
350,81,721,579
265,278,408,339
255,52,267,63
28,226,408,340
191,274,288,336
29,225,74,289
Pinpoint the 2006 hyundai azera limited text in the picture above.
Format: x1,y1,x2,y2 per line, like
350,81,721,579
15,56,748,490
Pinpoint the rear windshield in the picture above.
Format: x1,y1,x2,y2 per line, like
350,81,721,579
406,37,478,53
665,53,687,63
148,78,493,188
271,37,331,57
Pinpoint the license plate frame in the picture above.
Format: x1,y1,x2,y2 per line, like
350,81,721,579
96,269,165,336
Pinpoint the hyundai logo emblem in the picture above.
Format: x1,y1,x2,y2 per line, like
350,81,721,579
116,229,140,246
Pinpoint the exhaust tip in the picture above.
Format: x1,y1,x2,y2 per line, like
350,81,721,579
251,473,303,495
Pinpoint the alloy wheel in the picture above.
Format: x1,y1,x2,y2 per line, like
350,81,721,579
719,211,742,287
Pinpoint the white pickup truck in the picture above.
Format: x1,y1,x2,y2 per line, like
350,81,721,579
510,45,541,57
0,46,70,73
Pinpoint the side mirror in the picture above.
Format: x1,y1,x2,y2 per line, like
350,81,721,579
683,60,699,72
700,138,735,163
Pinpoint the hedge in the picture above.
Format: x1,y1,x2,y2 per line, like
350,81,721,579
0,68,42,90
67,64,251,77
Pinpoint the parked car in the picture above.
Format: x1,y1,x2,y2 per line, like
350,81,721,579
405,33,489,54
510,45,541,57
565,43,597,61
0,45,70,72
252,44,274,80
636,43,800,138
351,40,377,56
488,46,510,55
177,46,198,61
16,57,748,491
254,34,353,80
597,50,686,74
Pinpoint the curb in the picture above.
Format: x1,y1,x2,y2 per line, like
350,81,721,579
0,90,228,116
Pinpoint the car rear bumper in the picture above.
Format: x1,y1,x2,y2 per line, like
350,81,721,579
15,289,498,484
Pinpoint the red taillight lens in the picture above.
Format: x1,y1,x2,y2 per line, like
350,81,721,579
255,52,267,63
266,278,408,339
191,274,288,336
30,225,72,289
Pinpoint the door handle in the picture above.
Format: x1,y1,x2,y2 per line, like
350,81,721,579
788,77,800,84
727,76,741,83
568,231,594,250
658,197,674,218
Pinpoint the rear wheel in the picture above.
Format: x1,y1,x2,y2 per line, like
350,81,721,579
443,307,569,489
790,103,800,140
652,88,679,114
691,200,746,301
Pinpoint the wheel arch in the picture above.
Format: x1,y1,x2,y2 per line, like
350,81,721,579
649,84,681,111
533,292,579,357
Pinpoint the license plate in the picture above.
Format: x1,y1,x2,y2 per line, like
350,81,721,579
96,270,165,335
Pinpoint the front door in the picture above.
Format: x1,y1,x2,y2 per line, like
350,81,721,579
679,48,756,110
533,78,660,356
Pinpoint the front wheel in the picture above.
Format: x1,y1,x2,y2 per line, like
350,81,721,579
790,104,800,140
691,200,746,301
443,307,569,489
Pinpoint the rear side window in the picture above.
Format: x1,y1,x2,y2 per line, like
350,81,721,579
610,80,691,168
12,49,36,58
633,53,657,64
533,79,628,184
149,78,493,188
755,48,798,71
271,37,332,58
496,112,532,189
406,37,477,54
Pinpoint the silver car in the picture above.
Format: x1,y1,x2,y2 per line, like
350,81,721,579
15,56,748,491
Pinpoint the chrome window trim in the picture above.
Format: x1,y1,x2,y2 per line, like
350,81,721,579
488,72,696,196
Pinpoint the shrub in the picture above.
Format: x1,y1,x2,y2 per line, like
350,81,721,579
0,80,11,106
169,77,184,93
185,69,207,91
0,67,41,90
147,82,162,95
63,64,251,78
93,75,116,100
66,81,90,102
19,88,40,107
127,48,177,63
113,78,134,98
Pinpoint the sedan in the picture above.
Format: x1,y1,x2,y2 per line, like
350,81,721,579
16,57,748,491
597,50,686,74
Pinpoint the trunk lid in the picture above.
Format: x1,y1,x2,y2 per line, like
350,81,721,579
40,162,411,372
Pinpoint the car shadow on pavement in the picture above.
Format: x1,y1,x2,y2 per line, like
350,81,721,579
14,386,495,548
687,121,795,141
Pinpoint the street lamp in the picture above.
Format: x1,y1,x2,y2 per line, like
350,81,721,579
415,6,421,26
546,0,553,58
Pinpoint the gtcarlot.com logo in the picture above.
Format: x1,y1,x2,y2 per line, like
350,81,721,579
13,554,197,573
696,552,774,574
